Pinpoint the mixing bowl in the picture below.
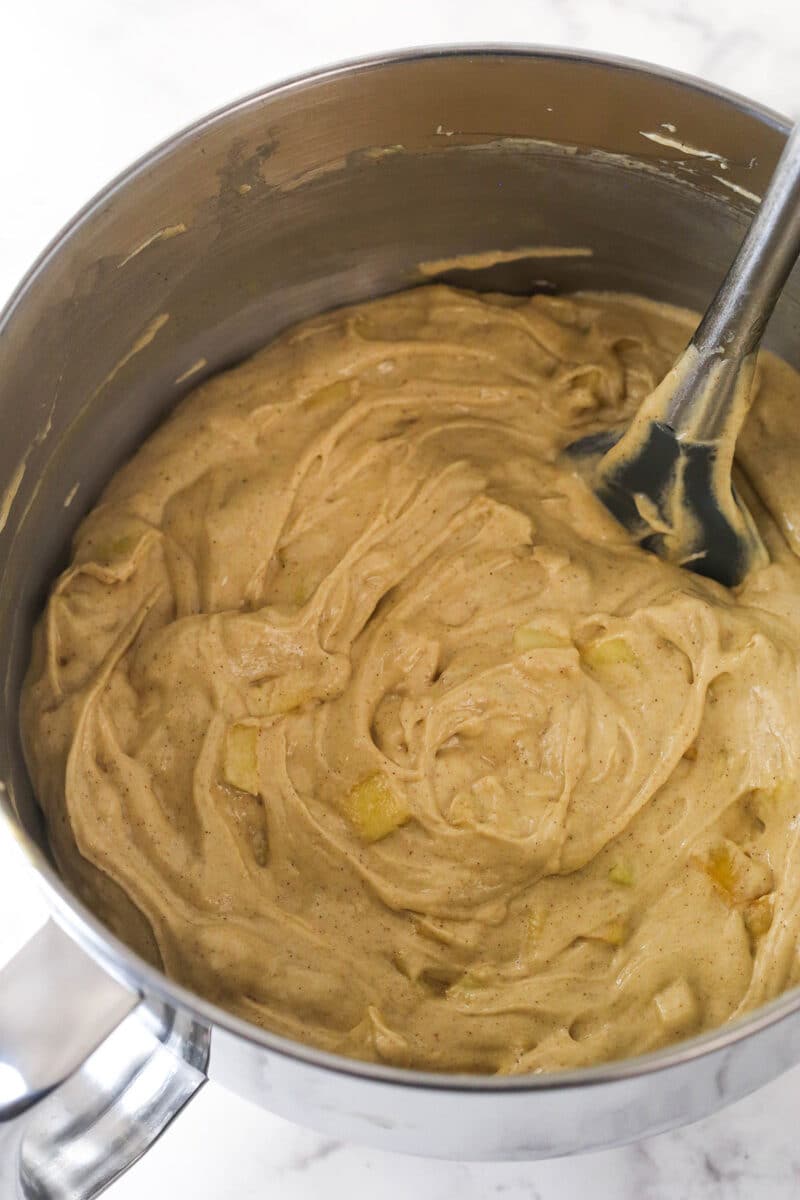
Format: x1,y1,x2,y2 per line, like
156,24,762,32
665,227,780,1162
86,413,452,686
1,46,799,1197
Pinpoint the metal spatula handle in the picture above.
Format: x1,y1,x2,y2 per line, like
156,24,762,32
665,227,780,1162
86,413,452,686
668,122,800,439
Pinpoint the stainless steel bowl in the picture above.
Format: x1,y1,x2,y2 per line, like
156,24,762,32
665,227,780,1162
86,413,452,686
1,46,799,1196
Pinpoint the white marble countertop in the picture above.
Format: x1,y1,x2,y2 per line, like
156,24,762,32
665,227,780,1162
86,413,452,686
3,0,800,1196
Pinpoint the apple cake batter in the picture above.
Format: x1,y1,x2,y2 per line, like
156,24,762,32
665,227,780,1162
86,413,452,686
22,285,800,1072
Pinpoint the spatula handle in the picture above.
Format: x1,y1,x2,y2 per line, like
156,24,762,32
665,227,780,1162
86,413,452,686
666,122,800,437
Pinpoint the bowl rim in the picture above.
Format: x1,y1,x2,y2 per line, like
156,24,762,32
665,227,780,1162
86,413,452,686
2,42,796,1094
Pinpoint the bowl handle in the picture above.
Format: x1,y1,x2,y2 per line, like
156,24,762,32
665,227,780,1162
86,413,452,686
0,916,208,1198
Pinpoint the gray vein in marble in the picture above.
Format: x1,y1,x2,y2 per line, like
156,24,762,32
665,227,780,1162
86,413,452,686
276,1136,343,1174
